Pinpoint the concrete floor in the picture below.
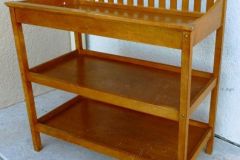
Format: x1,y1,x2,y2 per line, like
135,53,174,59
0,90,239,160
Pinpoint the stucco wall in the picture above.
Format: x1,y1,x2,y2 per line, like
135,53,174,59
87,1,240,144
0,1,70,108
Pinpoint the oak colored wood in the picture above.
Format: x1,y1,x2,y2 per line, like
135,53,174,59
127,0,133,5
9,8,42,151
148,0,154,7
14,8,185,49
7,1,202,29
207,0,215,11
170,0,177,10
190,77,217,114
188,127,212,160
118,0,123,5
5,0,224,48
6,0,226,159
74,32,83,52
159,0,166,8
7,0,204,17
38,97,211,160
206,0,227,153
182,0,189,11
29,50,212,121
192,0,223,45
137,0,143,6
178,31,193,160
81,49,212,79
194,0,201,12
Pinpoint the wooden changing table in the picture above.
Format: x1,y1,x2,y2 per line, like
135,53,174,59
6,0,226,159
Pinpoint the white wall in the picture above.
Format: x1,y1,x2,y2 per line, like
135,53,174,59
0,1,70,108
87,1,240,144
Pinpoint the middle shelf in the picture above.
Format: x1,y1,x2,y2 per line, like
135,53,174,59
29,50,216,121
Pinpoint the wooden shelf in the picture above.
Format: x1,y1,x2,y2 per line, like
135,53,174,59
37,96,211,160
29,50,215,121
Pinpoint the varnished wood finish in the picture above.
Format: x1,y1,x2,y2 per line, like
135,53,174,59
159,0,166,8
207,0,215,11
189,127,212,160
74,32,83,52
29,50,213,121
206,0,227,153
194,0,201,12
127,0,133,5
13,8,184,49
9,8,42,151
6,0,217,13
6,0,226,159
5,0,224,47
137,0,144,6
170,0,177,10
81,49,213,79
148,0,154,7
178,32,193,160
182,0,189,11
192,0,224,45
190,77,217,114
38,96,212,160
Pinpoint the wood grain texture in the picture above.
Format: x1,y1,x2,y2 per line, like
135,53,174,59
29,50,212,121
182,0,189,11
118,0,123,4
13,7,193,49
206,0,227,153
194,0,201,12
38,97,211,160
74,32,83,53
81,49,213,78
127,0,133,5
137,0,144,6
159,0,166,8
207,0,215,10
6,0,218,13
6,0,226,159
170,0,177,10
148,0,154,7
9,8,42,151
192,0,223,45
178,32,193,160
190,77,217,114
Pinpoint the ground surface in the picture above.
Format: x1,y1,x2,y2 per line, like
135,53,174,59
0,90,239,160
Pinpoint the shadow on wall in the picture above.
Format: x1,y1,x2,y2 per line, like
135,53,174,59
0,0,71,109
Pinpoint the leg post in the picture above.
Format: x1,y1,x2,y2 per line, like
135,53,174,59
206,0,227,153
206,26,225,154
10,8,42,151
74,32,87,53
178,32,193,160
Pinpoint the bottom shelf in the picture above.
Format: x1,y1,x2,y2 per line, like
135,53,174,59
37,97,211,160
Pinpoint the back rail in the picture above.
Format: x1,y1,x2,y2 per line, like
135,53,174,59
94,0,217,13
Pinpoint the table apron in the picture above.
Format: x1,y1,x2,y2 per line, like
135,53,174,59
14,8,183,49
